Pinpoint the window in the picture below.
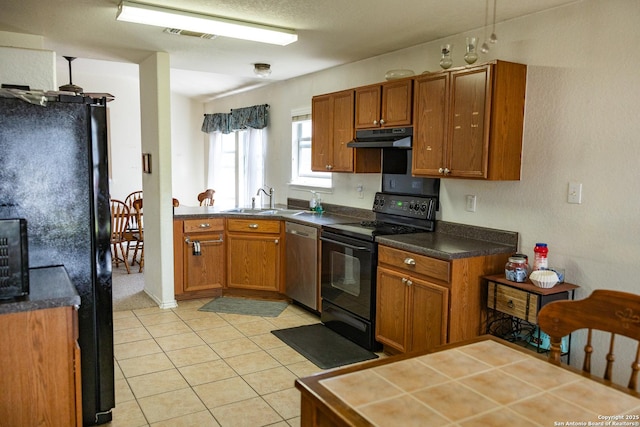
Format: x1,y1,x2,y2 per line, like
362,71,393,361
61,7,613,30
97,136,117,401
291,112,331,188
208,129,265,208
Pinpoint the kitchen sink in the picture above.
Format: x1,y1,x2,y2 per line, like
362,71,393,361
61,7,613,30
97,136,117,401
222,208,304,215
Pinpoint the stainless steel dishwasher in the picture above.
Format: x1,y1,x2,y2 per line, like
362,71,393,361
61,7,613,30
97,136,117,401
285,221,318,311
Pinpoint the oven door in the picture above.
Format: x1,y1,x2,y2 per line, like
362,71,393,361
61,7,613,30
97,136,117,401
320,230,376,321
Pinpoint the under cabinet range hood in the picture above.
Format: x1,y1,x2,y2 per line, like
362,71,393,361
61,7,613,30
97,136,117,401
346,127,412,149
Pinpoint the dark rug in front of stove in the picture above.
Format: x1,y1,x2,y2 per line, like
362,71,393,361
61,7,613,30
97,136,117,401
271,323,378,369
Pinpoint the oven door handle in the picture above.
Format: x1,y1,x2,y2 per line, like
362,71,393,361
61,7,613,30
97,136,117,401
320,236,369,251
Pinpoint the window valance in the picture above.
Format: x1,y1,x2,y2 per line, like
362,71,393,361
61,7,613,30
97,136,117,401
201,104,269,134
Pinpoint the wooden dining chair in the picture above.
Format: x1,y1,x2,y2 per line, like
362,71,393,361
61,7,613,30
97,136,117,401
538,289,640,391
197,189,215,206
109,199,131,274
131,198,144,272
124,190,143,264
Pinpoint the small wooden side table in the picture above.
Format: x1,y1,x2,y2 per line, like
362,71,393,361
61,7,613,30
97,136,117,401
484,274,579,360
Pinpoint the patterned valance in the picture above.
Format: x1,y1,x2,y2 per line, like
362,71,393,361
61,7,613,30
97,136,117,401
202,104,269,134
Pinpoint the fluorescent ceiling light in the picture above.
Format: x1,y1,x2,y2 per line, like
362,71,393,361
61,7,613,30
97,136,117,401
116,1,298,46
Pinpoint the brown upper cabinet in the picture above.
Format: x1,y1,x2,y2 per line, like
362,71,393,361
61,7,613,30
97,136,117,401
312,89,381,173
412,60,527,180
355,78,413,129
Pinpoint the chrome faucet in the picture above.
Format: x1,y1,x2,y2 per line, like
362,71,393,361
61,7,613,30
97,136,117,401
256,186,275,209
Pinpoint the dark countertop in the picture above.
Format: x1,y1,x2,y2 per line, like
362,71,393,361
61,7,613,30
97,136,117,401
173,205,359,229
174,203,519,261
376,221,518,260
0,266,81,315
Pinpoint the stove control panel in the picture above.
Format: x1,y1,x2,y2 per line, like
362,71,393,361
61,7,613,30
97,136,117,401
372,193,436,220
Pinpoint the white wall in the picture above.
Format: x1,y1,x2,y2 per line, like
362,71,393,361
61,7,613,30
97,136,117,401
0,31,55,92
170,93,206,206
62,59,143,200
202,0,640,382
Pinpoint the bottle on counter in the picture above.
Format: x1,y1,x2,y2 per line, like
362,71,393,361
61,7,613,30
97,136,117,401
309,191,318,210
533,243,549,271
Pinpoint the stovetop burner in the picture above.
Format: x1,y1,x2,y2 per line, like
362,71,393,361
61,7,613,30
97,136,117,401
321,192,437,241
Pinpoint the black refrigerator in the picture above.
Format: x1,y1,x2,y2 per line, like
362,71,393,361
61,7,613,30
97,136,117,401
0,95,115,424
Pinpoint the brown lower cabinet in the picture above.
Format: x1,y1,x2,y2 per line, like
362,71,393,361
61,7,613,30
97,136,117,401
226,218,283,292
174,217,285,299
376,244,509,353
0,306,82,426
174,218,226,300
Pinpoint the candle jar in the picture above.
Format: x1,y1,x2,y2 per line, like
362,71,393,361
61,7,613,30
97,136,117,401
464,37,478,64
439,44,453,69
505,256,528,283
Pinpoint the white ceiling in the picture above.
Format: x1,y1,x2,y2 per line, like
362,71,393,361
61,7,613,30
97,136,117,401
0,0,579,100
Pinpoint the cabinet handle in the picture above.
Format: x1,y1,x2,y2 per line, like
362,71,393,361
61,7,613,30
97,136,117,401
444,168,450,175
507,300,515,309
379,119,385,125
402,277,412,286
198,223,211,228
373,120,378,125
248,224,259,229
404,258,416,265
185,235,223,245
326,164,333,170
438,167,444,174
274,239,279,245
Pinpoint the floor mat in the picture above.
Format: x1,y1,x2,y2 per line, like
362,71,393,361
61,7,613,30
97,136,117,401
199,296,288,317
271,323,378,369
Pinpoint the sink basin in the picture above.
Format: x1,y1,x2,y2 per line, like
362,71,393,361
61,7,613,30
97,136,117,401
260,209,304,215
223,208,265,214
222,208,304,215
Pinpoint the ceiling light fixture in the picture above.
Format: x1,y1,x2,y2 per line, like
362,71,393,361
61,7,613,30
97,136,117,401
116,1,298,46
253,63,271,77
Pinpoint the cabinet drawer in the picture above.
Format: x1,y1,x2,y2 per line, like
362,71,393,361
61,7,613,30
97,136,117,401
378,245,450,283
227,219,281,234
184,218,224,233
488,281,539,323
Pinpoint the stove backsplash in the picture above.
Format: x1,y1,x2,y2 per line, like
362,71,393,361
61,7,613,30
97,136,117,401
381,148,440,200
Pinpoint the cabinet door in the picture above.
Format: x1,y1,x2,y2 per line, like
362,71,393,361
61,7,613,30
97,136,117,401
183,231,225,292
311,94,332,172
448,66,491,178
331,90,355,172
409,277,449,352
354,85,381,129
412,73,449,176
381,79,413,127
227,233,280,291
375,266,409,353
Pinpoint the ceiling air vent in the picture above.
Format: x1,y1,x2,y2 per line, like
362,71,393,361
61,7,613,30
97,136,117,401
163,28,217,40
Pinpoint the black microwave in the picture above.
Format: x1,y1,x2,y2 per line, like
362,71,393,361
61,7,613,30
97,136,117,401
0,218,29,299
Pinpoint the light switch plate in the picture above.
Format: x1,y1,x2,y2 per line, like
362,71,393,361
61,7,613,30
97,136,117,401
568,182,582,204
465,195,476,212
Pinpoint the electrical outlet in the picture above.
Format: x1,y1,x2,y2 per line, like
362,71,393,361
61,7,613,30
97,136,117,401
465,195,476,212
356,184,364,199
568,182,582,204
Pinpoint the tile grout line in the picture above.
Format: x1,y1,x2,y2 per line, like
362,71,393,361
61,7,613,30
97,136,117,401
116,303,313,426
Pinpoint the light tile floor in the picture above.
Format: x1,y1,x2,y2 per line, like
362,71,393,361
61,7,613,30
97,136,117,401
108,299,332,427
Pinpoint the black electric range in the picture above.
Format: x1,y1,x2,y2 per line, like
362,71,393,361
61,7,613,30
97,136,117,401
319,192,438,350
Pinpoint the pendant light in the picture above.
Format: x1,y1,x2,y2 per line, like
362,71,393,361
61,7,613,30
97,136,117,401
480,0,490,54
490,0,498,44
